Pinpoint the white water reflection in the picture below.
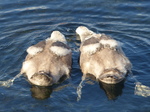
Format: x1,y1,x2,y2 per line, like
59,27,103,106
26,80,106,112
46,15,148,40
0,6,48,14
0,73,21,87
76,74,86,101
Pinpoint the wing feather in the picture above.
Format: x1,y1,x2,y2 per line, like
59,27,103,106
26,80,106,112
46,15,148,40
50,41,71,56
26,41,46,56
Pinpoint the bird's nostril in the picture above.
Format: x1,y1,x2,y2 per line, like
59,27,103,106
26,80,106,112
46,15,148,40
106,75,118,79
107,75,113,78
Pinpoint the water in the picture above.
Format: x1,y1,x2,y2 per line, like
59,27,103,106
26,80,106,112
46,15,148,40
0,73,21,87
77,74,86,101
0,0,150,111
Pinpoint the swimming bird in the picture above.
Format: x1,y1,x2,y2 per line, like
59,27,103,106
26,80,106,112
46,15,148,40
21,31,72,86
76,26,131,84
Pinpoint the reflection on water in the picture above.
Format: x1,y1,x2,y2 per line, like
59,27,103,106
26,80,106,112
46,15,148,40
30,75,71,100
78,74,125,100
30,86,53,100
99,81,124,100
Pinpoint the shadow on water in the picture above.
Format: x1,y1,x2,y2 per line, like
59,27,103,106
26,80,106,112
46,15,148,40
30,75,69,100
30,85,53,100
77,73,150,101
99,80,125,100
77,73,125,101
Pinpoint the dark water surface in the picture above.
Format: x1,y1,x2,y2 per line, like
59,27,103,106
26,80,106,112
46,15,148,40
0,0,150,112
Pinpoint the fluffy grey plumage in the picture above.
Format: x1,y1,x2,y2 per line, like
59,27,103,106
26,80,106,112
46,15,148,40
76,26,131,84
21,31,72,86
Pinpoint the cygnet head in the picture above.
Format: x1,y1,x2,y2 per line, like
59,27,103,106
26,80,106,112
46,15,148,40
76,26,95,42
29,72,53,86
99,69,126,84
50,31,67,44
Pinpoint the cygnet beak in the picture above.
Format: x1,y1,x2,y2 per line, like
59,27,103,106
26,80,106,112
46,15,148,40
99,69,126,84
30,71,53,86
